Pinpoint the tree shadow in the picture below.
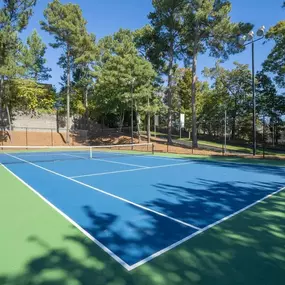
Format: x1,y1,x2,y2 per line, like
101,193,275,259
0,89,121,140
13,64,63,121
189,159,285,178
80,204,195,266
1,178,285,284
146,178,284,227
167,156,284,178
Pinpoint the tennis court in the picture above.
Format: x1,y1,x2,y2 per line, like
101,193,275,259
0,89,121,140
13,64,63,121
1,143,285,272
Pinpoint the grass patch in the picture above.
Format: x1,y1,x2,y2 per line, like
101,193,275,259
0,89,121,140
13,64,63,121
178,138,285,156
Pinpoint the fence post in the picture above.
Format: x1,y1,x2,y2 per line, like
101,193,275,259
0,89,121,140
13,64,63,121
51,129,54,146
1,126,3,149
26,128,28,148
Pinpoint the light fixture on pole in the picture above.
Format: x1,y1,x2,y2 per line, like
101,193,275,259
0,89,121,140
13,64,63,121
238,25,265,156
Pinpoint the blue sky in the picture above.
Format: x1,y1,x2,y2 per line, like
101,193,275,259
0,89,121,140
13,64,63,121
20,0,285,89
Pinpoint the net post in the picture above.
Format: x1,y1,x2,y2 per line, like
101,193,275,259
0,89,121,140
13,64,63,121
89,146,92,159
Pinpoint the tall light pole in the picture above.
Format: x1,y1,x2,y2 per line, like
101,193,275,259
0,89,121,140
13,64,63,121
239,26,265,156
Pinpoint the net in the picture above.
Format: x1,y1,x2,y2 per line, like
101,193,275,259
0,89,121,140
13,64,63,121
0,143,154,165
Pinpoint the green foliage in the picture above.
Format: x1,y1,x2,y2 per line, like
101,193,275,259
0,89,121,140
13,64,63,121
0,0,37,78
40,0,86,51
7,79,55,113
0,0,36,33
0,0,282,148
182,0,252,146
0,0,37,125
204,62,252,139
256,71,285,142
134,25,166,75
173,68,210,130
148,0,185,66
93,29,157,128
22,30,51,81
144,0,186,142
41,0,97,136
182,0,253,59
256,72,278,116
263,20,285,87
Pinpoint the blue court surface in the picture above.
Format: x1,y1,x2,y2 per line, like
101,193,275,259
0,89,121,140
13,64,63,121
1,149,285,271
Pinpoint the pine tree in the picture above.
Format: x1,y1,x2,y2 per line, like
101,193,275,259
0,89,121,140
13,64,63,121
0,0,37,126
94,29,157,139
41,0,94,143
22,29,51,81
263,20,285,87
256,72,285,145
182,0,252,147
145,0,185,144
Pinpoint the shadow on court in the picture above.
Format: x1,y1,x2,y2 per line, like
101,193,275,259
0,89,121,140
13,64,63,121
1,189,285,285
148,179,284,227
201,160,285,177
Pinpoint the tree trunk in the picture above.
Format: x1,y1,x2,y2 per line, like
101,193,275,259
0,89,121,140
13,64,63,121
147,96,150,143
167,41,175,145
275,124,278,145
231,114,236,140
119,106,124,132
101,116,105,132
272,123,275,147
191,51,198,148
0,76,4,127
84,87,89,129
6,105,12,132
66,47,71,144
135,102,141,142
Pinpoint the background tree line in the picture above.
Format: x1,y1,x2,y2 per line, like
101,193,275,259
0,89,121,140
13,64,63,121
0,0,284,146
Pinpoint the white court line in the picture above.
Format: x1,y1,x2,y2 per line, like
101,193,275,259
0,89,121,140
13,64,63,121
92,157,147,168
0,163,132,271
72,167,149,178
4,152,201,232
139,155,189,162
128,185,285,270
61,153,147,168
2,156,284,271
9,151,89,158
92,151,190,162
71,161,194,179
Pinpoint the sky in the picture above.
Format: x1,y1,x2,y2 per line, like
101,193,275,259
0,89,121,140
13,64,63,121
20,0,285,90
